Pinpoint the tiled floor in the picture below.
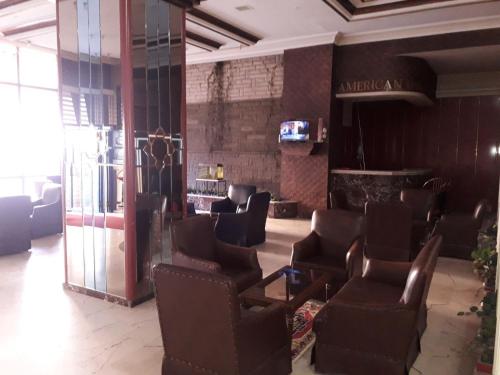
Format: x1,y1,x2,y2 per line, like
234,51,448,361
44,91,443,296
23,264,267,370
0,219,483,374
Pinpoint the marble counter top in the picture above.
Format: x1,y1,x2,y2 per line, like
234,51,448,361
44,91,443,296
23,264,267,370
330,168,432,176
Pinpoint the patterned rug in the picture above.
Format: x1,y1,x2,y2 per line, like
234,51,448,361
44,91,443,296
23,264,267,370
291,300,325,362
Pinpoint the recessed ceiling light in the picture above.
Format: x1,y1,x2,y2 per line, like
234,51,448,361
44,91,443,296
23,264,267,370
235,5,254,11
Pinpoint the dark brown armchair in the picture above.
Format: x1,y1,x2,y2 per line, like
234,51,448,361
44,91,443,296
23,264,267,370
365,201,413,261
313,235,442,375
171,215,262,292
400,188,439,259
291,209,365,295
153,264,292,375
210,184,257,214
0,195,32,255
433,199,490,259
31,183,63,239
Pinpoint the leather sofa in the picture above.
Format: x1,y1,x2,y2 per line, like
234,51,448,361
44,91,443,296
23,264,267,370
153,263,292,375
291,209,365,295
433,199,490,259
214,191,271,247
313,235,442,375
365,201,413,261
31,182,63,239
0,195,32,255
400,189,439,259
210,184,257,214
171,215,263,292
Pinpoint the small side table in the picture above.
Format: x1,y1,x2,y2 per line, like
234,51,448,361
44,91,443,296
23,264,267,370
268,200,298,219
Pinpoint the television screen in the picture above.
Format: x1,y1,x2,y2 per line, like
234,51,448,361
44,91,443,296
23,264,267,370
279,120,310,142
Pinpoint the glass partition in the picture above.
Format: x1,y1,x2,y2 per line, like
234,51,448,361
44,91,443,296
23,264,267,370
60,0,125,298
59,0,186,303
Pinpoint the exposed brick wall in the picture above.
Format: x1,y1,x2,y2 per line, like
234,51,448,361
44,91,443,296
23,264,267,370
186,55,284,195
280,45,334,217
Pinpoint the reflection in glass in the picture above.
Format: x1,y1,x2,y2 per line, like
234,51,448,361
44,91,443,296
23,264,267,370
60,0,185,303
61,0,125,297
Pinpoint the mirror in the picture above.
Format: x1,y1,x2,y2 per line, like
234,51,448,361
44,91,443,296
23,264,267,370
60,0,125,297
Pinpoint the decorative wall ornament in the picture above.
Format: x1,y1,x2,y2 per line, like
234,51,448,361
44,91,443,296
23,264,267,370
143,128,177,171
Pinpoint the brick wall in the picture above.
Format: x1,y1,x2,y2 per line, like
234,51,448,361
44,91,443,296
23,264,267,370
186,55,284,195
281,45,334,217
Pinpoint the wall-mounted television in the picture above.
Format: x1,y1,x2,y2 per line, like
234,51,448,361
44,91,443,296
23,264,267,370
279,120,310,142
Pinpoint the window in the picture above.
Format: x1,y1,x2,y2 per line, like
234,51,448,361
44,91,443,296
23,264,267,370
0,42,61,197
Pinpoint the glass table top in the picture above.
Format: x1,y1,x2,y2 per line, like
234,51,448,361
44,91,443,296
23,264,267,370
251,266,329,303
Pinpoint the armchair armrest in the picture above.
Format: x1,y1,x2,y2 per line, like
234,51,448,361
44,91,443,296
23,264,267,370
345,237,364,279
215,240,260,270
211,197,236,214
362,258,412,287
172,250,221,273
291,231,320,264
316,301,417,359
237,303,291,373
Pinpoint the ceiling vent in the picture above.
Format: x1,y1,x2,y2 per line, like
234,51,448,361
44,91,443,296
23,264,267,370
235,5,254,11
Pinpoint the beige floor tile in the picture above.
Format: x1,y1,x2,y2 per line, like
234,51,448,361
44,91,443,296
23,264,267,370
0,218,483,374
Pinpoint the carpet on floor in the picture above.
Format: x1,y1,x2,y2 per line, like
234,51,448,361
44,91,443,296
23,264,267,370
291,300,325,362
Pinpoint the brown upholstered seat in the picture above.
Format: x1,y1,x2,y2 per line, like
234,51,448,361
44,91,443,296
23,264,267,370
401,188,439,259
171,215,263,292
313,235,442,375
153,264,292,375
433,199,490,259
291,209,365,294
365,201,413,261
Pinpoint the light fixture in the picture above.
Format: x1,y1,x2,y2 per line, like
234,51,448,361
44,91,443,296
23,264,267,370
490,145,499,157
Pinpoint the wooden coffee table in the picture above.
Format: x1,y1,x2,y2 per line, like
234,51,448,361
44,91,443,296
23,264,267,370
240,265,332,328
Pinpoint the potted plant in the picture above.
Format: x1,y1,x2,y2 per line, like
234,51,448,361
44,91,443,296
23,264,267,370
458,291,497,374
471,247,497,291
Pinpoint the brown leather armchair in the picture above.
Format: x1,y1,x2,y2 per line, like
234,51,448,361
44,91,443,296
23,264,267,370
214,192,271,247
400,188,439,259
153,264,292,375
245,192,271,246
171,215,263,292
432,199,490,259
313,235,442,375
0,195,32,255
291,209,365,295
210,184,257,214
365,201,412,261
31,182,63,239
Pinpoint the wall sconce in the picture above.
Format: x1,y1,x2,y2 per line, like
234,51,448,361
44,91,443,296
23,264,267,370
490,145,500,157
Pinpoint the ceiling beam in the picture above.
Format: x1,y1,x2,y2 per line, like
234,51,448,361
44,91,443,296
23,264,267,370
3,20,57,37
0,0,31,11
163,0,202,9
186,31,222,51
186,8,260,46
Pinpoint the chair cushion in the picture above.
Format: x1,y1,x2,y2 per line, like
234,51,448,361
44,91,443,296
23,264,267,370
221,267,262,292
335,276,404,306
294,255,347,281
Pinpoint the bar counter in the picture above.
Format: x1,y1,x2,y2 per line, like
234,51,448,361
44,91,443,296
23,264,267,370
329,168,432,211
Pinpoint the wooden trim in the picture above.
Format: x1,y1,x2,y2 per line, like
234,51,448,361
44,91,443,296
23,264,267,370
186,8,260,46
322,0,495,20
163,0,201,8
0,0,30,10
181,10,188,218
186,30,222,51
121,0,137,302
3,20,56,37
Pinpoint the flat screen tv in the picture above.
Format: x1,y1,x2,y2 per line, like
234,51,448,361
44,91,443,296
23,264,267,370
279,120,310,142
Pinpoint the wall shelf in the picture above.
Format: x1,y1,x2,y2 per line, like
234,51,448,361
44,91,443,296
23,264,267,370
279,141,324,156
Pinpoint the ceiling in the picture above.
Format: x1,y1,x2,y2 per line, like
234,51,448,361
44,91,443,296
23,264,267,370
1,0,500,68
405,45,500,74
